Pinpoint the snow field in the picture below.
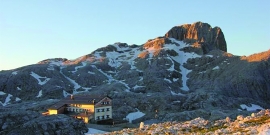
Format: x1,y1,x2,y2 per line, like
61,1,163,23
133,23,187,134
36,90,42,98
240,104,264,111
30,72,50,85
0,94,12,106
72,62,87,73
126,110,145,123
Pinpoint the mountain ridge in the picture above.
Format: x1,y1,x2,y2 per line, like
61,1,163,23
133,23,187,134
0,22,269,127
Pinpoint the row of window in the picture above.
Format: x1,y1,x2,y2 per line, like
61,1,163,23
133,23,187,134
101,101,110,105
96,108,110,112
69,104,82,107
96,115,110,120
67,108,91,112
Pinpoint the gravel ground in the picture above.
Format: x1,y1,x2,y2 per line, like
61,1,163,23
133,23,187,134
86,123,139,132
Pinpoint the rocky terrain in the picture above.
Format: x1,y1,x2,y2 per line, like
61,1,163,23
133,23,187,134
0,21,269,133
107,109,270,135
0,100,88,135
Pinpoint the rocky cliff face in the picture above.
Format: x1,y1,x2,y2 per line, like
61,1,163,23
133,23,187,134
165,22,227,54
0,22,269,128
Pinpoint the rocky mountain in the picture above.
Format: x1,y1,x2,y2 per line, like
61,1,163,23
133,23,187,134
0,22,269,132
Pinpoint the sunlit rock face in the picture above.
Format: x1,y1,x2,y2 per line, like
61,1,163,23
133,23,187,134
165,21,227,54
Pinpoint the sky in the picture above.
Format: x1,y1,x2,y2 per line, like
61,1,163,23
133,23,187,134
0,1,269,70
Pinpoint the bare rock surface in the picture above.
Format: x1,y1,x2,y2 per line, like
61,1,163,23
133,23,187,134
165,22,227,53
0,100,88,135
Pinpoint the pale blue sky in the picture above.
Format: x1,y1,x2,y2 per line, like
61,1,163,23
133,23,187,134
0,1,269,70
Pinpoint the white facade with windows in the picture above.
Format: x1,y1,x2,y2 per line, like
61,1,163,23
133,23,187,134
94,97,112,121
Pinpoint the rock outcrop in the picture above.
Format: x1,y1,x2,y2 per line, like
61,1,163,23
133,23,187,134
0,110,88,135
165,21,227,54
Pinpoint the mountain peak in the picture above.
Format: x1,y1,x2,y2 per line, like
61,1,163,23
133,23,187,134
165,22,227,54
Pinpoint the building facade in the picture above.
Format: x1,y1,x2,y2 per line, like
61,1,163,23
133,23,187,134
47,95,112,123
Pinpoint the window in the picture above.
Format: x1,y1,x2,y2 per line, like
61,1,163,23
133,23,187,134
97,109,100,112
106,115,110,118
101,109,104,112
101,116,104,119
96,116,100,120
107,108,110,111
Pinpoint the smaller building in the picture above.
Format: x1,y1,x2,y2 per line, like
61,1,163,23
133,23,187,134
47,95,112,123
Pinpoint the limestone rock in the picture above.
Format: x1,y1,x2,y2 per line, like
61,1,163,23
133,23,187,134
165,21,227,53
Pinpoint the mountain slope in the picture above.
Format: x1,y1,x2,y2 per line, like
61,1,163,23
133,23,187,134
0,22,269,122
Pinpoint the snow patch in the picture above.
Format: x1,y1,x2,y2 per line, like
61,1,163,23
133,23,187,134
12,71,18,75
173,78,179,82
171,91,184,96
165,38,202,91
112,43,130,52
30,72,50,85
106,51,122,68
126,110,145,123
240,104,264,111
17,87,21,90
15,97,21,101
82,87,92,91
88,71,95,74
212,66,220,70
164,78,172,83
199,71,206,74
0,91,6,95
47,60,63,70
0,94,13,106
119,80,131,92
85,128,106,135
63,90,70,97
47,65,54,70
60,68,81,93
133,85,145,89
36,90,42,98
173,100,181,103
72,62,87,73
93,51,102,60
92,65,114,83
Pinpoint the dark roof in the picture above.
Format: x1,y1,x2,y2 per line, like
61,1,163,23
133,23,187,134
48,95,108,110
48,102,66,110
